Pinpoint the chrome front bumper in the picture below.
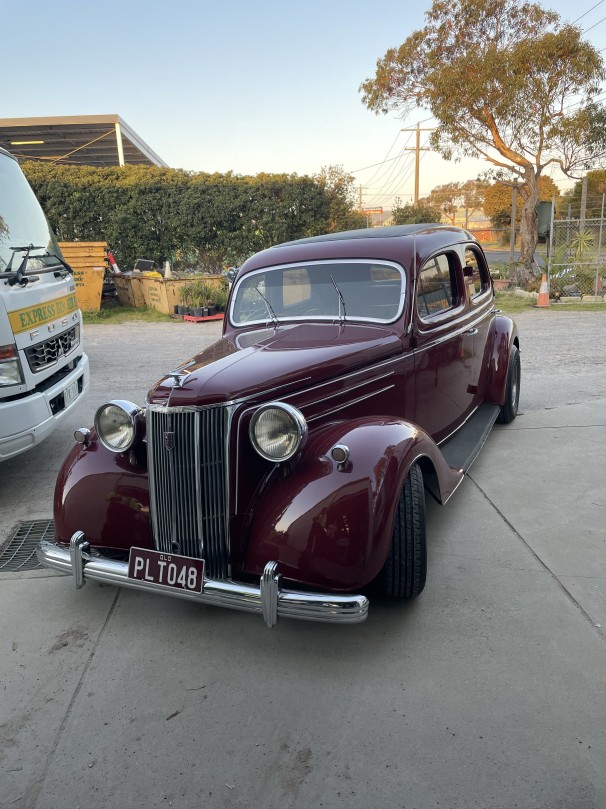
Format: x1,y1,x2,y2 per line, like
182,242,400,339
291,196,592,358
37,534,369,628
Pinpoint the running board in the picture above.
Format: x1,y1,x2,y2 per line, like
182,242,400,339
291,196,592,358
439,404,500,473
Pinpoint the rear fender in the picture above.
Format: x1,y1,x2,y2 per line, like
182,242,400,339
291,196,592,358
244,417,462,591
485,314,519,406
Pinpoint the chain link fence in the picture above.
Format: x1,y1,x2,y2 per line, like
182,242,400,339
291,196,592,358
548,217,606,301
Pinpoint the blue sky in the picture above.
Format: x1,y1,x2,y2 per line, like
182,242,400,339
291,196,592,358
3,0,606,209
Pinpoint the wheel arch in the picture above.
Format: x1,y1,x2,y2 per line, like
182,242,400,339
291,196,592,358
243,416,463,591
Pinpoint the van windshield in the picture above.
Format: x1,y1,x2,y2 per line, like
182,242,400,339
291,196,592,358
230,260,405,326
0,152,61,271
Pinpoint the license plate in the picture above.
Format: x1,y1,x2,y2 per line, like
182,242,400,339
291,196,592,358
63,379,79,407
128,547,205,593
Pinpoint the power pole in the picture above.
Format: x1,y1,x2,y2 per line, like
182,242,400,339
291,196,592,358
580,175,588,228
509,180,519,264
402,123,434,204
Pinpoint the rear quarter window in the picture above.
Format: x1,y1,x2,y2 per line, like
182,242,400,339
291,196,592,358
464,247,491,298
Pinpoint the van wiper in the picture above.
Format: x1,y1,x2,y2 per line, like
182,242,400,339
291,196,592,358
254,284,278,327
27,249,73,275
330,275,346,324
0,245,72,286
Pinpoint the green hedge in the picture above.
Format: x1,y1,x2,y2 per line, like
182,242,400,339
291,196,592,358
23,163,364,271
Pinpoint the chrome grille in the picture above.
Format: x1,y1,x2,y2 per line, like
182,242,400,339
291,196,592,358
25,325,79,372
146,406,230,578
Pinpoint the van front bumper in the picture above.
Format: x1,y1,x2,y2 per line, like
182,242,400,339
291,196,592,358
0,354,89,460
37,533,369,628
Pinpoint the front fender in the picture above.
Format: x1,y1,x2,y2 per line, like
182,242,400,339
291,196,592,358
53,436,152,551
244,417,462,591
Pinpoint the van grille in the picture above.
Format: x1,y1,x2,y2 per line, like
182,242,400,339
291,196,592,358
146,406,230,579
25,325,79,372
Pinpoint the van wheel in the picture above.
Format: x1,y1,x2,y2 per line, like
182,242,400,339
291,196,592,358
497,345,521,424
378,463,427,599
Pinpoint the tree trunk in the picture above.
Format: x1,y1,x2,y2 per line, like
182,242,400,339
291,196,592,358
512,168,539,287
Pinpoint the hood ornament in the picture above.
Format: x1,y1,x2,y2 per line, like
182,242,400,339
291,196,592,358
169,370,190,387
168,359,196,388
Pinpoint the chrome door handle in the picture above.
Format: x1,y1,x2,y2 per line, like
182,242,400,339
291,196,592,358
465,328,478,335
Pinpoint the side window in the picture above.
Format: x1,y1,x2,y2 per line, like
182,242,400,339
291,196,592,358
417,253,460,318
464,247,490,298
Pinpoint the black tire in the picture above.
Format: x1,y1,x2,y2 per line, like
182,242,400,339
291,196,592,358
497,344,521,424
378,463,427,599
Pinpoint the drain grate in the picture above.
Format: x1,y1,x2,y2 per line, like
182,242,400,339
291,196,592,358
0,520,54,572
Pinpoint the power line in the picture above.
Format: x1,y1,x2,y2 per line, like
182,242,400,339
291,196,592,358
562,88,606,113
362,154,416,207
350,154,405,173
582,14,606,33
362,134,413,191
363,132,433,208
572,0,604,25
361,131,406,187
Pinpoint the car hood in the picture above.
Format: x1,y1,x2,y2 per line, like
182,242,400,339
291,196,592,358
147,322,403,407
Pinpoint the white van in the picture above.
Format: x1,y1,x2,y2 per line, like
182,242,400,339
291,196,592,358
0,147,89,460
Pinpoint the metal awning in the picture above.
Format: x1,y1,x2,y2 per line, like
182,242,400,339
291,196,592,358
0,115,167,167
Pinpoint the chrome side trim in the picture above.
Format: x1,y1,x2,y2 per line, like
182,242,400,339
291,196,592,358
307,384,395,422
414,307,493,354
285,358,401,406
289,369,395,412
37,540,369,627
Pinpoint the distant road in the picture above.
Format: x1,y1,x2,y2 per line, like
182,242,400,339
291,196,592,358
484,248,546,268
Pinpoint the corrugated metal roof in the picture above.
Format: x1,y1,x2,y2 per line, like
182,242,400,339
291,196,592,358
0,114,167,167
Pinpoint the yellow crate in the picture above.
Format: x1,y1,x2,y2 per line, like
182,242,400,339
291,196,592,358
114,275,146,308
139,275,224,314
72,267,105,312
59,242,108,312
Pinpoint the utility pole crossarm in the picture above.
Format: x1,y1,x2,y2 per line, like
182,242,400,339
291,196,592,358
402,123,435,204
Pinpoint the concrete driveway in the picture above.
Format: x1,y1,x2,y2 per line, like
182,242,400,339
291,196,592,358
1,311,605,809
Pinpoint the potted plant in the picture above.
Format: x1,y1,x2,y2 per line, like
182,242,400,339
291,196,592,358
213,282,229,313
179,283,194,315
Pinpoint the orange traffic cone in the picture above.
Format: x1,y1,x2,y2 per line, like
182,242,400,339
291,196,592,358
536,274,550,308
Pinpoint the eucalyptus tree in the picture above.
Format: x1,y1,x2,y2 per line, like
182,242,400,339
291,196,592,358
360,0,606,284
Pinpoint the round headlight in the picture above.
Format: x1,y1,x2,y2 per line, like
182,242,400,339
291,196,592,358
94,400,141,452
250,402,307,462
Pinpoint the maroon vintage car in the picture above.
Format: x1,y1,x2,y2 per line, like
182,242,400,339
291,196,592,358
38,225,520,626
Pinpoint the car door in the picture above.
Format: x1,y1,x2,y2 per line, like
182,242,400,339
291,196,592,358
412,249,476,443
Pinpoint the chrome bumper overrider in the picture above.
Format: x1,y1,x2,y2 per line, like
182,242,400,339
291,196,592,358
36,534,369,628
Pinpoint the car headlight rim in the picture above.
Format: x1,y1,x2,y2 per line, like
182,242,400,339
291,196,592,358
249,402,307,462
94,400,142,453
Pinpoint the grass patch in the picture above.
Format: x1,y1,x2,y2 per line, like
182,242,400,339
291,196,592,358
495,292,606,314
494,293,535,313
82,305,176,324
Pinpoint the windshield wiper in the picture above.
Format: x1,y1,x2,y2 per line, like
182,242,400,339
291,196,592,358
330,275,347,325
254,284,278,327
0,245,72,286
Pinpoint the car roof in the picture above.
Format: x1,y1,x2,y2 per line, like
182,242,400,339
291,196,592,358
273,223,471,248
239,224,477,276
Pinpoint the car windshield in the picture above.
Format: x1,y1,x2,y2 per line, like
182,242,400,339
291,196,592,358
0,151,62,272
230,260,405,326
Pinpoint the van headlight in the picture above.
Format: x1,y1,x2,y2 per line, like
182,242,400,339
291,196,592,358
0,344,23,387
249,402,307,462
94,400,143,452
